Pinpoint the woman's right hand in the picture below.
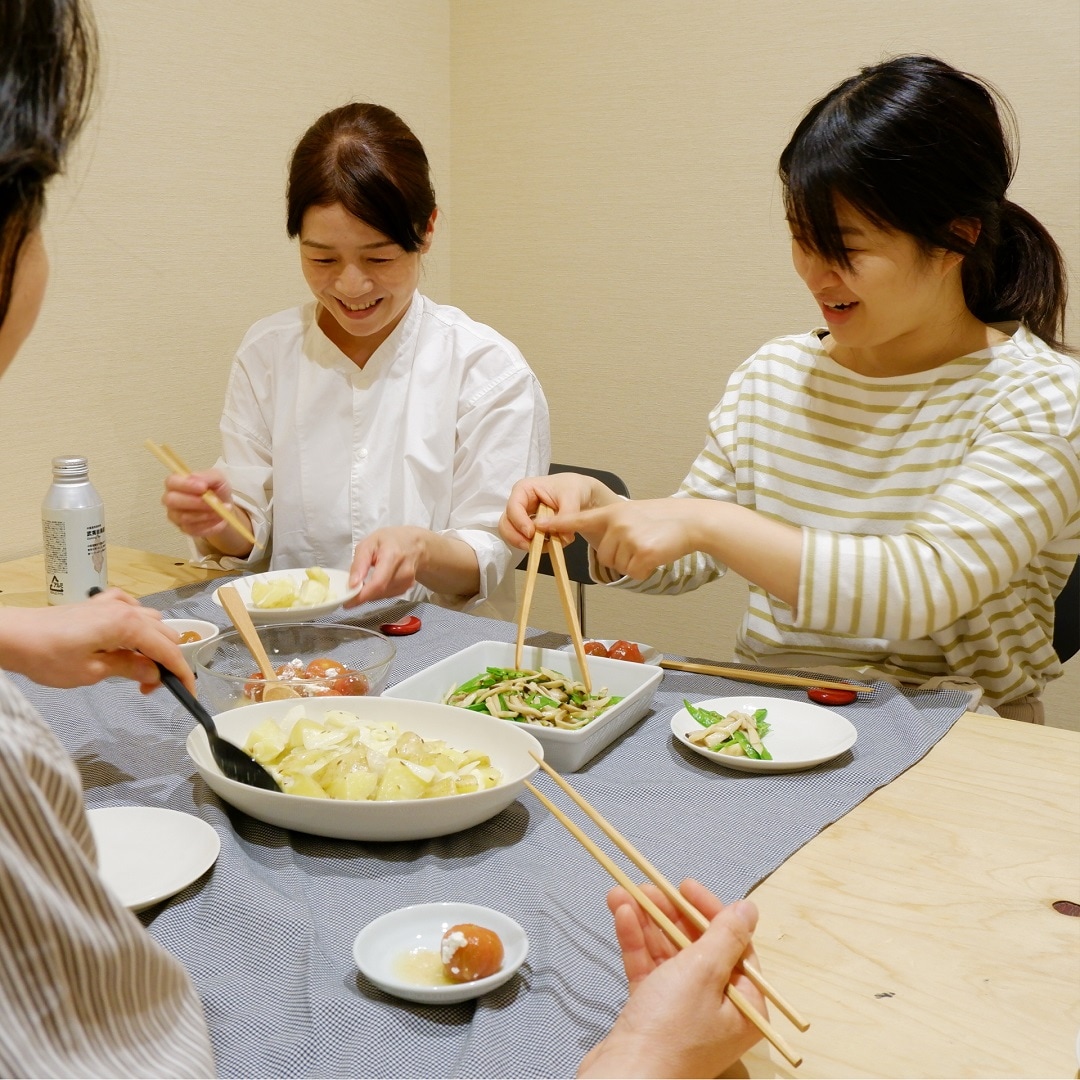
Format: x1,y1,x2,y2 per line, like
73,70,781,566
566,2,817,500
499,472,619,551
0,589,195,695
161,468,253,555
578,879,765,1078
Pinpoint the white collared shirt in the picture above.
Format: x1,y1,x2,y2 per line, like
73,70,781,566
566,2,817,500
195,293,550,619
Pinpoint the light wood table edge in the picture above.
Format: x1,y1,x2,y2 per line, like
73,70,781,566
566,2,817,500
0,546,227,607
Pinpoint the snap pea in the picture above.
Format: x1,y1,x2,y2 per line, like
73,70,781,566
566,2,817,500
683,699,772,759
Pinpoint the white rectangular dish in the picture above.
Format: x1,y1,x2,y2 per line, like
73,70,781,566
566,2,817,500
382,640,662,772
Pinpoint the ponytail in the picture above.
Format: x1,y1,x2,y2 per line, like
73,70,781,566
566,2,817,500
964,201,1070,352
781,55,1071,354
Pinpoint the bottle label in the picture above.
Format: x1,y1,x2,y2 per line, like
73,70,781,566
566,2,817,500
42,507,108,604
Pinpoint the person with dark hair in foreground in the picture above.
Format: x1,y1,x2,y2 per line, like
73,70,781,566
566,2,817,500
504,55,1080,726
0,0,212,1074
161,102,550,621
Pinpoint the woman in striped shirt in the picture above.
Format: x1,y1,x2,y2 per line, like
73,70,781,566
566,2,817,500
502,55,1079,723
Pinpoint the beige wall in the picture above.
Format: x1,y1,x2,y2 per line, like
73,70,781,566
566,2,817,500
449,0,1080,727
1,1,1077,722
0,0,453,559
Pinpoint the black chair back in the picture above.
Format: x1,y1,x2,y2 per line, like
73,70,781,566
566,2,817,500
1053,559,1080,663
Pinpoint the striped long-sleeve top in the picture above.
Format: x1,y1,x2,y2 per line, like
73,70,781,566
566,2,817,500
607,326,1080,707
0,674,216,1078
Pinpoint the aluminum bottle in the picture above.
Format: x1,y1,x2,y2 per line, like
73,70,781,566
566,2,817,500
41,455,108,604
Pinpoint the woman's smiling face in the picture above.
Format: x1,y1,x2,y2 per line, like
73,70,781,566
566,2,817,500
300,202,432,363
790,200,964,370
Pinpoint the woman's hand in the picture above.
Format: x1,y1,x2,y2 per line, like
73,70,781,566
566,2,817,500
161,467,253,556
345,527,481,608
578,879,765,1078
548,497,804,605
549,499,705,580
499,472,620,551
0,588,195,694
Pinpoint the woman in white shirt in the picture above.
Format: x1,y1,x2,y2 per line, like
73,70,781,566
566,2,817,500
162,103,550,620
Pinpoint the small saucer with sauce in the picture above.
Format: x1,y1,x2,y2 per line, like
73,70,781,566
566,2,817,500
163,618,221,662
353,902,528,1005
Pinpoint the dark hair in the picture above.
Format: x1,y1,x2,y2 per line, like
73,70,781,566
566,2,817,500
0,0,96,327
779,55,1069,352
286,103,436,252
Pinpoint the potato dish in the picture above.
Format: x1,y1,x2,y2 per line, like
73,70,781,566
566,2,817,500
243,705,502,800
251,566,332,609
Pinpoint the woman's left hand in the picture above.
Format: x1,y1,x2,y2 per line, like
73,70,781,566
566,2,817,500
549,499,703,580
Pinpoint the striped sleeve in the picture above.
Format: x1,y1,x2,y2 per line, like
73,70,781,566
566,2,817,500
601,327,1080,707
0,675,216,1079
798,366,1080,639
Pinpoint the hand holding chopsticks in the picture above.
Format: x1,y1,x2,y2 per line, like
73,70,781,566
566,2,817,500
515,503,592,691
145,439,259,549
527,752,807,1068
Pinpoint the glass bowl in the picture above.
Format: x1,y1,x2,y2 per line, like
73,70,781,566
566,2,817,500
193,622,396,713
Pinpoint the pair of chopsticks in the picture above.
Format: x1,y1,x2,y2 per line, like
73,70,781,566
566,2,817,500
526,752,807,1068
515,504,592,691
660,659,869,695
145,439,259,549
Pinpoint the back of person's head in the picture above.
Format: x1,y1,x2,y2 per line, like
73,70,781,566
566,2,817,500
779,54,1069,352
286,102,436,252
0,0,95,326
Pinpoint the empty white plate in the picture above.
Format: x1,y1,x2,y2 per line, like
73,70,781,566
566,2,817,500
671,695,858,772
87,806,220,911
353,902,528,1005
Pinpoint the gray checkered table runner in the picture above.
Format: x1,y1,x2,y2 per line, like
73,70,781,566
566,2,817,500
14,579,971,1078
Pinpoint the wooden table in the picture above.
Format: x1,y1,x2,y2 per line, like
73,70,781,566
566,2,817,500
2,547,1077,1078
0,545,226,606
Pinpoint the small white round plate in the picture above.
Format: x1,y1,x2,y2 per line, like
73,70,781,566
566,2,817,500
353,902,528,1005
211,567,362,625
560,639,662,665
671,695,858,773
87,807,220,912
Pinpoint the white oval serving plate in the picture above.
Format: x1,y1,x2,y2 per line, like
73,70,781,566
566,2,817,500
671,695,857,773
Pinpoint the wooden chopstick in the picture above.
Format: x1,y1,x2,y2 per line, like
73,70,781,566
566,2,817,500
530,752,808,1032
515,504,592,692
661,658,868,694
536,504,592,693
515,525,547,670
145,439,259,549
525,775,803,1068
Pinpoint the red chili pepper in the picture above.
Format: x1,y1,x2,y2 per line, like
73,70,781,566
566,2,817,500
379,615,422,636
807,687,858,706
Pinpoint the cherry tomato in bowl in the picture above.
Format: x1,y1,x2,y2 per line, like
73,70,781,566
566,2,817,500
304,656,347,678
607,640,645,663
441,923,505,983
332,672,371,696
